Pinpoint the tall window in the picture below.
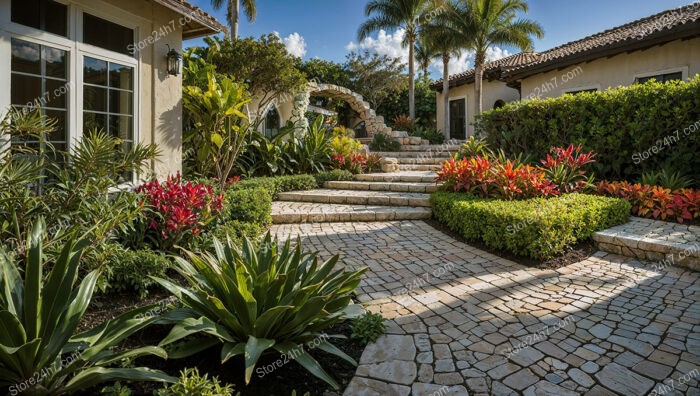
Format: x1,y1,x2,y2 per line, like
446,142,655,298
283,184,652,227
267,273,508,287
11,0,68,37
83,57,134,151
10,38,68,152
82,13,134,56
263,106,280,137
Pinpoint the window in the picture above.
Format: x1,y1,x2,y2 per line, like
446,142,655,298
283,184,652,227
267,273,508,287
11,0,68,37
449,99,466,140
10,38,68,152
83,13,135,56
83,57,134,151
635,72,682,84
566,88,598,95
263,106,280,137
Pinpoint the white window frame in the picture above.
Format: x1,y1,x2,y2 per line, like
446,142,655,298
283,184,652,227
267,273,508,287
633,66,688,84
262,103,281,137
0,0,141,173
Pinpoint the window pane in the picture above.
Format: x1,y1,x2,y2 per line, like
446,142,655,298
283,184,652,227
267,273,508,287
110,63,133,90
44,110,67,142
11,74,42,105
663,72,682,82
11,39,41,75
44,47,67,79
109,90,133,115
83,86,107,112
45,79,68,108
83,14,134,56
109,115,133,141
84,57,108,86
11,0,67,37
84,112,107,133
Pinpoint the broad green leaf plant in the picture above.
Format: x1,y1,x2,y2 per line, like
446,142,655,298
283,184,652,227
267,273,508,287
0,220,175,395
152,233,367,389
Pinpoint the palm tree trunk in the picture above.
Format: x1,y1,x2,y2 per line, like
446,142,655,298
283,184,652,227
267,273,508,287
229,0,240,39
442,52,450,141
408,39,416,121
473,51,485,125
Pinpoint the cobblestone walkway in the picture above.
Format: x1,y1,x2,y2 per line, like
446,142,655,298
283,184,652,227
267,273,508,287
270,221,700,396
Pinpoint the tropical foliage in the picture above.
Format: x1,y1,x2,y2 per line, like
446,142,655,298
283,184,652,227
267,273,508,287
0,221,173,395
596,181,699,224
152,234,367,389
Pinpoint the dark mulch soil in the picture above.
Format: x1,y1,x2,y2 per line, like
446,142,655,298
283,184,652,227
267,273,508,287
424,218,598,270
77,291,365,396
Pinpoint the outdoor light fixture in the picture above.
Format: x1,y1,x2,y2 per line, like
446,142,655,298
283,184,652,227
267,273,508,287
166,45,181,76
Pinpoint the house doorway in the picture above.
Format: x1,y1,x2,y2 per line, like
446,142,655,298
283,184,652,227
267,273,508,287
449,98,466,140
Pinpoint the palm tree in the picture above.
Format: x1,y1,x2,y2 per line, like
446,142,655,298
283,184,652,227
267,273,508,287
210,0,257,39
414,37,438,85
358,0,428,121
421,1,470,140
463,0,543,116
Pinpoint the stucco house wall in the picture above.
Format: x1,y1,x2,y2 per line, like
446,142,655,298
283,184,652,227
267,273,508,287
519,37,700,99
435,80,520,138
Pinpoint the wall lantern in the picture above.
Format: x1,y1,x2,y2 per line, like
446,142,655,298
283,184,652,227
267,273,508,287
166,45,182,76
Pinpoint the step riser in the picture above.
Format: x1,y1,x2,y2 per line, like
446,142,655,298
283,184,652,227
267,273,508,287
277,192,430,207
272,210,431,224
355,174,436,183
371,152,454,159
396,158,447,165
398,164,441,171
593,232,699,271
324,181,440,193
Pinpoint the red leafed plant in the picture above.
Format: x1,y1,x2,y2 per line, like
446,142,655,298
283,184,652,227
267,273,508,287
596,181,699,223
539,144,596,193
332,153,367,174
437,156,559,200
136,173,225,250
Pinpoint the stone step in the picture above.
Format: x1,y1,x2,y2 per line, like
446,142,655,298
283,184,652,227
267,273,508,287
592,217,699,271
398,144,460,152
395,157,447,165
271,202,431,223
277,189,431,207
371,151,454,159
355,171,437,183
324,180,441,193
398,164,441,171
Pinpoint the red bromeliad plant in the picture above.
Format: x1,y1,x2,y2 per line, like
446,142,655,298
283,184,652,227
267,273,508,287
596,181,699,223
539,144,596,193
332,153,367,174
437,156,559,200
136,173,225,250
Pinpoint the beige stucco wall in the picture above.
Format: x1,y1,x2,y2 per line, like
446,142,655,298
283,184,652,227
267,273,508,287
519,37,700,99
435,80,520,137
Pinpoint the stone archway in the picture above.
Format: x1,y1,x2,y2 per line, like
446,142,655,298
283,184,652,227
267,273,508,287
306,82,391,136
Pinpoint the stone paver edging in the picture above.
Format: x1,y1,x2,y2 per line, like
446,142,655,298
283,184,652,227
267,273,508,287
271,221,700,396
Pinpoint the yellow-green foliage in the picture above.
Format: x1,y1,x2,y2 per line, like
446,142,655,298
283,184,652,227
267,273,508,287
331,135,364,156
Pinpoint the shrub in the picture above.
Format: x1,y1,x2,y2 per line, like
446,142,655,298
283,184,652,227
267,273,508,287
369,133,401,152
223,187,272,225
152,233,367,389
366,153,383,173
99,247,171,298
351,312,387,344
539,145,597,193
232,174,317,198
331,135,363,157
156,368,234,396
458,136,490,158
411,125,444,144
314,169,355,187
136,174,225,251
475,77,700,183
430,192,631,260
640,168,693,190
437,156,560,200
190,220,265,253
332,153,367,174
391,114,414,131
0,221,174,395
332,125,355,138
596,181,699,223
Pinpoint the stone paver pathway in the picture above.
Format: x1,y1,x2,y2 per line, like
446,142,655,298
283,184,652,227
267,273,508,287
270,221,700,396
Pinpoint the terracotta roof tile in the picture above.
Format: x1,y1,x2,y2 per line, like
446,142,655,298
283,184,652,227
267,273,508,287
430,52,540,89
151,0,227,39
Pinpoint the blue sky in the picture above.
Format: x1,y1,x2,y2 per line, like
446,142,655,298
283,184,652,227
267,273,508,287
187,0,695,77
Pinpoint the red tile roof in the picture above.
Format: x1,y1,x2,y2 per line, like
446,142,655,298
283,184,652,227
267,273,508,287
151,0,227,39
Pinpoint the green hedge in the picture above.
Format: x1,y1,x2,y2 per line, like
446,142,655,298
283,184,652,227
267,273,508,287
223,187,272,225
190,220,264,253
99,247,171,298
430,192,630,260
474,77,700,183
314,169,355,187
232,174,317,198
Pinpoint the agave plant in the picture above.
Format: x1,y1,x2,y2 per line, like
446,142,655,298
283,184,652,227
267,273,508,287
0,220,174,395
152,233,367,389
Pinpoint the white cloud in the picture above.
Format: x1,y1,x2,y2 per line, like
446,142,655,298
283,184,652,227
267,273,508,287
346,30,511,80
274,31,307,58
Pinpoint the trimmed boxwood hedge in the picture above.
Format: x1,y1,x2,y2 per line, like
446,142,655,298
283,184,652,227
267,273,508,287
430,192,631,260
314,169,355,187
231,174,318,198
474,77,700,184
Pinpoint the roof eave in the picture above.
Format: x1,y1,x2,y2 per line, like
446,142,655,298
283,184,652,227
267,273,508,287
504,21,700,81
151,0,227,40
